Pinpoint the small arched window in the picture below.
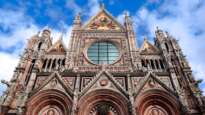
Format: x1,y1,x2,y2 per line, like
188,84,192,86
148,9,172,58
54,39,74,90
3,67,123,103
38,42,42,51
62,58,66,66
141,59,145,67
47,59,52,69
155,60,159,69
150,60,155,69
159,60,164,69
42,59,47,69
52,59,56,69
165,43,169,52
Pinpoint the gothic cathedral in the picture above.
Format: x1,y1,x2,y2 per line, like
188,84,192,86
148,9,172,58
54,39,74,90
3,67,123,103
1,6,205,115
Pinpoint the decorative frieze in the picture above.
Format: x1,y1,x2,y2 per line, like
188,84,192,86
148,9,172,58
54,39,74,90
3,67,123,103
77,66,131,72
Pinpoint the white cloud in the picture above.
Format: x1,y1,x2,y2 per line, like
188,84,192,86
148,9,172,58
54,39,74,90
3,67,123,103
0,52,19,80
65,0,82,15
116,13,124,24
133,0,205,93
0,9,39,50
0,52,19,95
0,8,73,94
51,25,72,48
0,9,40,83
86,0,100,18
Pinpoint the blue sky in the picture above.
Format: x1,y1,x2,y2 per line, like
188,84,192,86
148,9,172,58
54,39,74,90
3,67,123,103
0,0,205,95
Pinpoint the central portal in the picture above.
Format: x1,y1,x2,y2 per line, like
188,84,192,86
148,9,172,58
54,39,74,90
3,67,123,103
77,90,129,115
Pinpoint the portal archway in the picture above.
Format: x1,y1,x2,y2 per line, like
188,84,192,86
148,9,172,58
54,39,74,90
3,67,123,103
135,89,180,115
26,89,72,115
78,89,129,115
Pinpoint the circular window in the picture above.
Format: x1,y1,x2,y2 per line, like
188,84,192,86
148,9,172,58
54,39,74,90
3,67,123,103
87,41,119,64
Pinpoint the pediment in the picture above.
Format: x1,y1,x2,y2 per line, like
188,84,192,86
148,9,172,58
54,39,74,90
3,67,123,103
31,72,73,97
83,8,124,30
134,72,176,98
140,39,160,54
79,70,128,98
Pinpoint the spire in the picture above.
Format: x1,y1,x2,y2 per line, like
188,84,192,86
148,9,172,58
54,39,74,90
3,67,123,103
59,32,63,41
73,13,81,30
155,26,166,42
155,26,163,34
124,11,133,31
144,36,148,42
124,10,129,19
124,11,138,49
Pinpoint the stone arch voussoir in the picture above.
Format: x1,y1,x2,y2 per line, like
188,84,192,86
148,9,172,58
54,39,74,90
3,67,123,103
26,89,72,115
78,89,129,115
135,89,180,115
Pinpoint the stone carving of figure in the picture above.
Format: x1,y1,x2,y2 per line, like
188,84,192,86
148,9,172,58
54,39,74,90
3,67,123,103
46,109,55,115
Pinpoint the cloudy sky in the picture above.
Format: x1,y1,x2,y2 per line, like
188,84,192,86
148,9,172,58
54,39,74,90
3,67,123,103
0,0,204,95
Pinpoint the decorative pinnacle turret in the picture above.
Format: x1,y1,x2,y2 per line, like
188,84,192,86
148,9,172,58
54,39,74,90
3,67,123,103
74,13,81,24
124,11,132,25
155,26,163,33
59,32,63,41
144,36,148,42
124,10,129,17
73,13,81,30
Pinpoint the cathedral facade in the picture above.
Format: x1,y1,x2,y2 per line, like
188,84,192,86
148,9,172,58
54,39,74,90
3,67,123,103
0,6,205,115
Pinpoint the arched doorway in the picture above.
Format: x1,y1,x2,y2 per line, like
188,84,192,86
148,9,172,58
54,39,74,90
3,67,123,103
26,89,72,115
78,89,129,115
135,89,180,115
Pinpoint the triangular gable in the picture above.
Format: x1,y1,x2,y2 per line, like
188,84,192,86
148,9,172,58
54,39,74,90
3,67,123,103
140,38,160,54
83,8,125,30
47,38,67,54
79,70,128,98
31,72,73,97
133,71,176,98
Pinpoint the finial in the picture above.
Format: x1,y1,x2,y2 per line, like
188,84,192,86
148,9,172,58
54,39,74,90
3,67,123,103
144,36,148,41
74,12,81,25
156,26,159,30
156,26,163,33
100,2,105,9
124,10,129,17
75,12,81,20
59,32,63,41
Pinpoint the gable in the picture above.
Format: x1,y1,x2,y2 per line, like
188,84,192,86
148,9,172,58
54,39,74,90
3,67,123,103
79,70,128,98
133,72,176,98
47,38,66,54
140,38,160,54
31,72,73,97
84,9,124,30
